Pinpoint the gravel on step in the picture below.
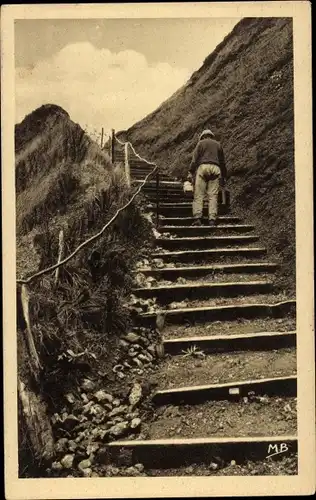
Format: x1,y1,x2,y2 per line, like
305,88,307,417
166,292,295,310
162,317,296,339
148,348,296,390
143,397,297,439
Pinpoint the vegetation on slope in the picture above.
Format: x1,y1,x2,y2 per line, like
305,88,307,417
121,18,295,292
16,104,153,476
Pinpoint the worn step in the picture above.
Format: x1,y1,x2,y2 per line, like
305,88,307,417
107,435,297,468
135,180,182,188
156,203,230,217
146,193,229,202
152,375,297,406
156,235,260,250
132,173,170,181
163,330,296,355
152,247,268,264
136,262,278,280
159,216,241,226
145,396,297,441
159,225,255,237
136,299,296,327
162,316,296,339
134,280,273,304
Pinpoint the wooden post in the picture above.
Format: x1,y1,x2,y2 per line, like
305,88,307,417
124,142,131,187
111,128,115,163
156,168,160,228
21,284,42,378
54,229,64,285
18,378,55,462
100,127,104,149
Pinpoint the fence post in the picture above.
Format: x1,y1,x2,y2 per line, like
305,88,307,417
21,284,42,379
54,229,64,285
100,127,104,149
111,129,115,163
124,142,131,187
156,167,160,228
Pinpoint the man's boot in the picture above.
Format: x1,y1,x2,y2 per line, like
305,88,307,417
192,218,202,226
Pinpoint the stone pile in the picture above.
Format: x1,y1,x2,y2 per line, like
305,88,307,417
113,327,164,379
47,323,164,478
48,380,146,477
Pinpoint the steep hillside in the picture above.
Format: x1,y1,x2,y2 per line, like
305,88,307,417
121,17,295,292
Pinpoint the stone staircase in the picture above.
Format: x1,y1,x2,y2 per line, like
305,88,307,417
108,157,297,471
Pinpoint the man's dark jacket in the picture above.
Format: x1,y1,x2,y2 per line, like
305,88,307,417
189,137,227,178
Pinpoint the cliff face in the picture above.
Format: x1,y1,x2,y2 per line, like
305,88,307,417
122,17,295,291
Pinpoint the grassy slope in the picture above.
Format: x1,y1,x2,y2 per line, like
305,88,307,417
121,18,295,292
16,105,153,475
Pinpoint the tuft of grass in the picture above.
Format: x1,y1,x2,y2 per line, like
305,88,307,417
181,345,206,358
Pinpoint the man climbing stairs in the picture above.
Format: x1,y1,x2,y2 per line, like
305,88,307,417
108,154,297,473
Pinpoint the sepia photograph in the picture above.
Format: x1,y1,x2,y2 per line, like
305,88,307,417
2,2,314,498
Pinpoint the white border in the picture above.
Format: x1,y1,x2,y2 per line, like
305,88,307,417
2,2,314,498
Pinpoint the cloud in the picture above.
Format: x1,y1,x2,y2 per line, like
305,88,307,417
15,42,190,134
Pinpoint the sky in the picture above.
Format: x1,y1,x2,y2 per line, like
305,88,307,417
15,18,241,136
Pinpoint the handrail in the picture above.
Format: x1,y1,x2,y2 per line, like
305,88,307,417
17,163,157,285
113,132,160,227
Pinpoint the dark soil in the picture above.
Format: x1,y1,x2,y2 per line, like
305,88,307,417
144,397,297,439
163,316,296,339
145,455,298,476
148,348,296,389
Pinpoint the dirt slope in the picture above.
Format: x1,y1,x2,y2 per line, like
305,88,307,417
120,18,295,292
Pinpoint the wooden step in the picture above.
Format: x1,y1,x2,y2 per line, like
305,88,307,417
107,435,297,468
136,262,278,280
152,375,297,405
156,203,230,217
160,216,242,226
152,247,268,263
134,281,273,304
136,299,296,327
156,235,260,250
134,180,182,187
163,330,296,355
159,225,255,237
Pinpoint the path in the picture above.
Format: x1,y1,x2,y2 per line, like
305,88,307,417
108,153,297,472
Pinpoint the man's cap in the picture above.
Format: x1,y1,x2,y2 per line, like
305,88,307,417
200,129,215,139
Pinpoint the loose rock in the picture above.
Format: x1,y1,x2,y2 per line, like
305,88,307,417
94,390,113,403
130,418,141,430
61,454,74,469
78,458,92,472
109,406,128,418
109,422,129,437
134,463,145,473
65,393,76,404
81,379,95,392
125,332,141,344
51,461,63,471
55,438,69,454
82,468,92,477
129,383,142,407
68,440,78,453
